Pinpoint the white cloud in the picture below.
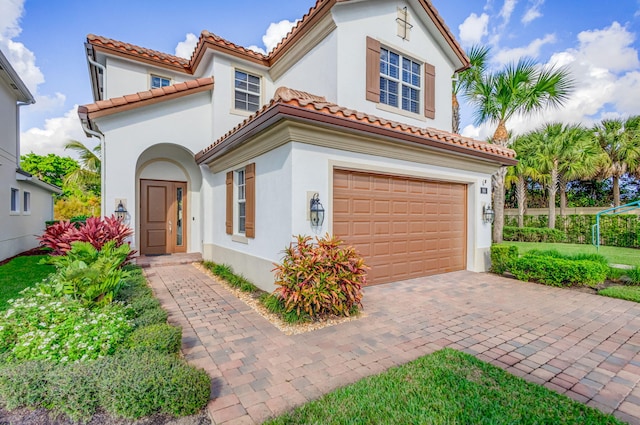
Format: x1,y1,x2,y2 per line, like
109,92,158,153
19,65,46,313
493,33,556,65
499,0,517,25
521,0,544,24
246,45,267,55
262,19,299,53
20,106,95,159
0,0,23,39
174,33,198,59
458,13,489,46
462,22,640,140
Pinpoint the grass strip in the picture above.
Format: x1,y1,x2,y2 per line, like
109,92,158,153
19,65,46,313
0,255,53,310
265,348,622,425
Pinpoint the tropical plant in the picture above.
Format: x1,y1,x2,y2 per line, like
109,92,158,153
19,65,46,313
506,135,541,227
63,140,101,195
592,116,640,207
452,45,490,134
272,234,367,320
466,57,574,243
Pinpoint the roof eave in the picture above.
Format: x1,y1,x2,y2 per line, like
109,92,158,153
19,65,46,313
0,50,35,104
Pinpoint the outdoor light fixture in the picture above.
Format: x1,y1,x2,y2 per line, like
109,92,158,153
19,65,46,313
483,205,495,224
114,200,128,221
310,193,325,227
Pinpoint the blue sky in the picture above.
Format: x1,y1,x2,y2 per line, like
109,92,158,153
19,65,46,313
1,0,639,158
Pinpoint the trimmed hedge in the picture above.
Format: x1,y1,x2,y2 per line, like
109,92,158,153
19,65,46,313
510,251,608,287
490,244,519,275
505,214,640,248
126,323,182,354
503,226,565,243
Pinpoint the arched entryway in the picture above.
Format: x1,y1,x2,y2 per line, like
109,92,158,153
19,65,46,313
135,144,202,255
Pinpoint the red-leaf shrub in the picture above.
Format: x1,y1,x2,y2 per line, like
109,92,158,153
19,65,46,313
38,215,135,261
272,234,367,320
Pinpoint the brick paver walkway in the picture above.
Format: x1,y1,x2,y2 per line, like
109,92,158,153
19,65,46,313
145,263,640,424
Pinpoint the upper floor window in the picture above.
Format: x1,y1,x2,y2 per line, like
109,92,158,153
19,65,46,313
151,75,171,89
10,188,19,213
380,48,421,114
234,70,260,112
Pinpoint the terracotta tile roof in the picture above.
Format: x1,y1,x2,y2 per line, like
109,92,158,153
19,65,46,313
87,34,191,72
87,0,469,74
196,87,516,165
78,77,214,120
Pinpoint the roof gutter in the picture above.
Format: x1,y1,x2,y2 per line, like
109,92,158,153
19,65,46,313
86,43,106,101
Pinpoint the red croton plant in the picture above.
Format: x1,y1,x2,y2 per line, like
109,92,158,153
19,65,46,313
273,234,368,320
39,216,135,262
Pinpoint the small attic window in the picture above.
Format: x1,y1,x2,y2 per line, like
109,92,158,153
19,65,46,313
396,7,413,41
151,75,171,89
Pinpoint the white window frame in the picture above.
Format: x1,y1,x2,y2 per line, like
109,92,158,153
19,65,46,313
379,47,421,115
235,168,246,235
233,69,261,113
23,191,31,215
10,187,20,214
150,74,171,89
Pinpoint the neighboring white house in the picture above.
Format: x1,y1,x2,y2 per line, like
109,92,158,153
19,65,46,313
78,0,516,290
0,49,61,262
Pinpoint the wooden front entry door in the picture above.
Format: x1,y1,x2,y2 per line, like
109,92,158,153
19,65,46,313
140,179,187,255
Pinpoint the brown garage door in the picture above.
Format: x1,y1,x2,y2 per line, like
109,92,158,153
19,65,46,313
333,169,467,285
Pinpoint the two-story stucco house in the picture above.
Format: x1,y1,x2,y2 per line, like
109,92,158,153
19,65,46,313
0,49,61,261
78,0,516,290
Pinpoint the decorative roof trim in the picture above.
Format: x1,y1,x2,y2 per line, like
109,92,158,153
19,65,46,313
78,77,214,121
86,0,469,75
195,87,516,166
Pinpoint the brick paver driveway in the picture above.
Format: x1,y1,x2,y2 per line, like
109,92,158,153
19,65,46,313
146,264,640,424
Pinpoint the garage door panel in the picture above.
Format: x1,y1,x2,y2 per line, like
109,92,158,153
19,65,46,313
333,169,467,285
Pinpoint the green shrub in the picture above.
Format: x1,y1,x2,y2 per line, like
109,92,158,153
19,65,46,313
42,241,132,306
0,289,132,363
96,350,210,418
627,267,640,285
203,261,259,293
511,252,608,287
45,361,98,420
273,234,366,320
503,226,565,243
0,359,53,410
260,293,309,324
490,244,519,274
127,323,182,354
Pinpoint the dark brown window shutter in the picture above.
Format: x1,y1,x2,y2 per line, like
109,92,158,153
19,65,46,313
225,171,233,235
366,37,381,102
424,62,435,119
245,163,256,238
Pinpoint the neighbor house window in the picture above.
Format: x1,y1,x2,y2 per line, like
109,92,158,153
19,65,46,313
226,163,255,238
23,191,31,214
380,48,421,114
151,75,171,89
236,168,246,234
10,188,19,213
234,70,260,112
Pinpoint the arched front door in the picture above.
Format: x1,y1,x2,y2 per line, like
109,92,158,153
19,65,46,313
140,179,187,255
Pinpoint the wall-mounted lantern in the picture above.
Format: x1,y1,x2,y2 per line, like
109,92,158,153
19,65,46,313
310,193,325,227
482,204,495,224
114,200,128,222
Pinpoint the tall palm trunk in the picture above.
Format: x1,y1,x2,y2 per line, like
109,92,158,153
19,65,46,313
452,93,460,134
559,175,567,217
613,174,621,207
548,165,558,229
491,120,509,243
516,176,527,228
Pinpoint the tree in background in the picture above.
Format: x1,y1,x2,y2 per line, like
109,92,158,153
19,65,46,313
506,135,541,227
63,140,101,196
452,45,490,134
593,116,640,207
466,58,574,243
20,153,79,191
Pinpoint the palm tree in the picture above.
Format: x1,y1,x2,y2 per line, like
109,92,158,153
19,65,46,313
527,123,597,229
593,116,640,207
466,58,574,242
506,135,541,227
452,45,490,134
64,140,101,195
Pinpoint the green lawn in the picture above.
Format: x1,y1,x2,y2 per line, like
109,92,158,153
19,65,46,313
265,349,621,425
0,255,53,310
504,242,640,267
599,286,640,303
